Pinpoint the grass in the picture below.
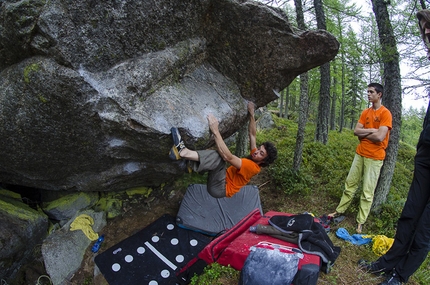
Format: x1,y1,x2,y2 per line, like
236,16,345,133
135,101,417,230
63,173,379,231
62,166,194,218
186,113,429,285
190,263,239,285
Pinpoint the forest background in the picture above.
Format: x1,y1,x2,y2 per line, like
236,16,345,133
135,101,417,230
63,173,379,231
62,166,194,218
189,0,430,284
246,0,430,212
4,1,430,285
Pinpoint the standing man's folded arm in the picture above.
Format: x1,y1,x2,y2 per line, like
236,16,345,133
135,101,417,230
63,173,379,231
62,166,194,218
354,122,389,142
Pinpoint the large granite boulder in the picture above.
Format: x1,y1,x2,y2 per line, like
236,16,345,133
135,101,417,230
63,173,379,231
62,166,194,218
0,190,49,281
0,0,339,192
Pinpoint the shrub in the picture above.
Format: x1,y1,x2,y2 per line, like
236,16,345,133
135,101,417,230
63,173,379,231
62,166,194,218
190,263,239,285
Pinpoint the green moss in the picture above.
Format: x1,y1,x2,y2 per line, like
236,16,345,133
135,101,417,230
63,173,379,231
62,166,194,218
38,95,48,103
47,221,61,235
94,197,123,219
0,199,43,222
23,63,40,83
151,41,166,50
0,188,21,200
125,186,152,198
43,192,97,212
172,68,181,82
91,19,98,29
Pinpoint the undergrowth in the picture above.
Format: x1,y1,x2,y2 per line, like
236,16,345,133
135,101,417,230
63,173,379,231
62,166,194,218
265,115,415,237
189,114,429,285
190,263,239,285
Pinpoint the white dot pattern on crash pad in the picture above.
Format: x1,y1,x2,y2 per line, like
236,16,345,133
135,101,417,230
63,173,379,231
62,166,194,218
171,238,179,245
95,215,210,285
161,269,170,278
112,263,121,272
167,224,175,230
176,255,184,262
125,255,133,263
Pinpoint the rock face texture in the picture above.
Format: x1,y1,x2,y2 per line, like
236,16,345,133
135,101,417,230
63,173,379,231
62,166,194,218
41,210,107,285
0,192,49,281
0,0,339,192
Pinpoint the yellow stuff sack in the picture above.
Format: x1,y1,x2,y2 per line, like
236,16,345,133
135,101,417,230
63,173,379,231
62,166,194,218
372,235,394,256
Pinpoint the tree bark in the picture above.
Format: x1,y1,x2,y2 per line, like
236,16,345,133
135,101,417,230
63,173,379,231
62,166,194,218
293,73,309,171
340,63,347,132
330,65,337,131
371,0,402,211
293,0,309,172
279,89,284,118
235,120,249,158
284,88,289,118
314,0,331,144
338,14,345,133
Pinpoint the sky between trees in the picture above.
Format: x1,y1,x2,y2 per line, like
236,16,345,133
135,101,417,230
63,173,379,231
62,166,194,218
352,0,429,110
262,0,430,111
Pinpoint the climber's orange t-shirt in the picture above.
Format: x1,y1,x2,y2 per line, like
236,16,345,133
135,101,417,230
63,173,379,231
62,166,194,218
356,106,392,160
225,148,260,198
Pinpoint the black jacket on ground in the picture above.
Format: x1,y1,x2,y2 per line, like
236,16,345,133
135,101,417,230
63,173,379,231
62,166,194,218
269,215,341,266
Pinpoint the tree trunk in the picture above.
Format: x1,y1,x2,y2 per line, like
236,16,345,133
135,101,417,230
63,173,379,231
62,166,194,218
314,0,331,144
330,65,337,131
279,89,284,118
338,19,346,133
292,0,309,172
293,73,309,171
315,62,331,144
371,0,402,211
235,121,249,158
340,63,346,132
290,86,296,112
350,87,358,130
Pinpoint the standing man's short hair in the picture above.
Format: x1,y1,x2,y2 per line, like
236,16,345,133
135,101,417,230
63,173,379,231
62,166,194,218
368,83,384,97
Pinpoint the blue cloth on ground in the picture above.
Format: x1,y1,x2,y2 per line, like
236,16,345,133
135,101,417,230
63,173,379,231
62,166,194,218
335,228,372,245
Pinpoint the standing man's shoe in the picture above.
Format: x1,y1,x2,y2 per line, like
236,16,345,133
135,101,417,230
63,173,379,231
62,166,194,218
378,272,402,285
358,259,386,276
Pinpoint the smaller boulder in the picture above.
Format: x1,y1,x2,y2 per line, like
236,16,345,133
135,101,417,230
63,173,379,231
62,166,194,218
256,111,275,131
0,194,49,281
42,210,107,285
42,192,99,221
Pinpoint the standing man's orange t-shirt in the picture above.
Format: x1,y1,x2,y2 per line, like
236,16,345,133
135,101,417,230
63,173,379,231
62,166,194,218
356,106,392,160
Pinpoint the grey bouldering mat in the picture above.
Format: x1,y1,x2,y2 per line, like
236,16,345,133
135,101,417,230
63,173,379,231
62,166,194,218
175,184,262,236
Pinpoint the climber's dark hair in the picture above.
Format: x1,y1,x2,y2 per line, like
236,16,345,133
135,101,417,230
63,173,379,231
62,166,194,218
260,141,277,167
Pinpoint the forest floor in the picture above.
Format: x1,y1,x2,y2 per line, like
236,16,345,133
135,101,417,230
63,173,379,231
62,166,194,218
11,168,420,285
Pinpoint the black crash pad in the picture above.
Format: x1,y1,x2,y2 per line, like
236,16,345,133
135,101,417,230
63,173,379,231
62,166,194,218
95,214,211,285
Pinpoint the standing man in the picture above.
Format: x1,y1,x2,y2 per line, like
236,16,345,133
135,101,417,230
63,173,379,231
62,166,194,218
358,9,430,285
169,101,277,198
329,83,392,233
